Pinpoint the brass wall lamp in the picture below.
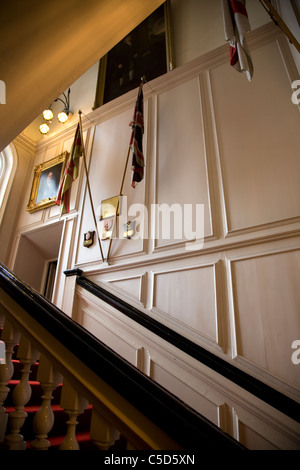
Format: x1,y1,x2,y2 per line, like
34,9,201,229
39,88,71,134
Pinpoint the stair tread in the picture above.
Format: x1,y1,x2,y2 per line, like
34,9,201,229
1,356,120,450
5,403,93,413
8,379,41,386
5,404,65,413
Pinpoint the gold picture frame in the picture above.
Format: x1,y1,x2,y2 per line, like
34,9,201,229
93,0,174,109
100,195,120,220
26,151,68,213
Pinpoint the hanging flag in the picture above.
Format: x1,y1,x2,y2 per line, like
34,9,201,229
56,122,83,216
222,0,253,81
130,83,144,188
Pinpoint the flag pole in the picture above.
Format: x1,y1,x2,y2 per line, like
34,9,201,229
106,78,145,265
106,144,131,264
259,0,300,53
78,110,105,263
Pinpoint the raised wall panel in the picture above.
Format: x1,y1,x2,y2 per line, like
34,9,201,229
152,263,221,346
209,41,300,235
43,144,61,164
229,249,300,393
232,407,300,450
154,78,214,249
76,106,147,265
74,300,144,369
233,412,278,450
106,274,145,305
147,353,222,427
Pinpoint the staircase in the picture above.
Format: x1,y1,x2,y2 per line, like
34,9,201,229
1,263,245,452
1,339,127,450
1,339,129,450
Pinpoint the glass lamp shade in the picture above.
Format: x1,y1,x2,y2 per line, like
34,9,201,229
123,221,136,239
57,111,68,123
42,109,53,121
39,123,50,134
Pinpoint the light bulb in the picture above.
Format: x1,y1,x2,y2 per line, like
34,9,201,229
57,111,68,123
39,123,50,134
42,109,53,121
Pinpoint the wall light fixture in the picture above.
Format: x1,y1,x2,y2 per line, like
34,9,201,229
39,88,71,135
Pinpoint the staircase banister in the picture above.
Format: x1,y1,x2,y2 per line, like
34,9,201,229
75,274,300,424
0,263,245,450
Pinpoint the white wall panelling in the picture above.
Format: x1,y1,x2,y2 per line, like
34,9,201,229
105,273,147,307
73,288,145,371
145,350,225,427
75,102,149,266
69,24,300,401
72,285,300,449
154,76,214,251
209,39,300,236
232,406,300,450
53,216,78,310
227,246,300,399
151,262,223,350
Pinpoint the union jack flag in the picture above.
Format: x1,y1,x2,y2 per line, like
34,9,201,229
130,83,144,188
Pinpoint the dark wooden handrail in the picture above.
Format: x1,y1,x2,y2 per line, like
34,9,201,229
75,273,300,424
0,263,246,450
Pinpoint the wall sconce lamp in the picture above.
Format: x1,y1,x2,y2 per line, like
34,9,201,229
123,221,136,239
55,88,71,123
39,88,71,134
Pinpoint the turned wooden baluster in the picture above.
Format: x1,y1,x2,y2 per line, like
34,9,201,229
59,379,89,450
30,355,63,450
5,336,39,450
90,408,120,450
0,318,20,443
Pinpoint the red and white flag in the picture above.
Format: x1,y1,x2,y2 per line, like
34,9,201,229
56,122,83,216
222,0,253,81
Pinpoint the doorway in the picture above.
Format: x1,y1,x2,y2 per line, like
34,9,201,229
13,222,64,302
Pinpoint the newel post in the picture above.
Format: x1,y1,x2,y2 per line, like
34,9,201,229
61,269,83,317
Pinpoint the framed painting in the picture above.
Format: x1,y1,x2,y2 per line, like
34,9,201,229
93,0,174,108
100,195,121,240
26,151,68,213
101,218,115,240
